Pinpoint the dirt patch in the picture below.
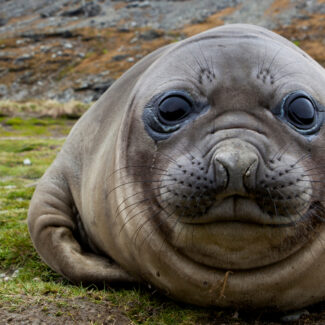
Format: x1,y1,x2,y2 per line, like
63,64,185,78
0,295,131,325
182,6,240,36
276,12,325,65
264,0,292,16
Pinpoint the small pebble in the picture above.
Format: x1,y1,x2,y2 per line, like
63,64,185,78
12,269,20,277
64,42,73,49
23,158,32,165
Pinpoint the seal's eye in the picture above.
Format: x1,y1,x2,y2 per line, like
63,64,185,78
158,95,192,124
287,97,315,128
280,91,320,132
143,90,208,141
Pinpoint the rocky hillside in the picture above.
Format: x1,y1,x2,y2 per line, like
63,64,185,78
0,0,324,102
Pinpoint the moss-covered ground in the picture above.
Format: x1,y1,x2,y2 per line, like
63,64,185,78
1,112,325,324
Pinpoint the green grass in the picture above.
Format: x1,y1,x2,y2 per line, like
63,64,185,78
0,116,73,137
0,115,219,324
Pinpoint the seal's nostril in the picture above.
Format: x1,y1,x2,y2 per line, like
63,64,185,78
213,139,259,195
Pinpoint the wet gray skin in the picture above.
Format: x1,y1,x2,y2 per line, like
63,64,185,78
29,24,325,310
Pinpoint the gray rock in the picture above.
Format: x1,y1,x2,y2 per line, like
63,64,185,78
126,3,140,8
40,45,50,53
61,1,101,17
112,54,129,61
20,71,35,84
40,6,60,18
91,79,114,94
117,27,130,33
16,39,27,45
63,42,73,49
56,87,75,102
0,84,8,97
139,1,151,8
0,18,7,26
139,29,163,40
21,53,33,60
14,53,34,64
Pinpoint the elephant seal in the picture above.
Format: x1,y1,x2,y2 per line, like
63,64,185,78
28,24,325,310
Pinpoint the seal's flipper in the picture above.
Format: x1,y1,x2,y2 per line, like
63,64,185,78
28,167,135,285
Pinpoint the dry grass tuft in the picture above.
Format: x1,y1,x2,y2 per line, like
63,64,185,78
0,100,91,118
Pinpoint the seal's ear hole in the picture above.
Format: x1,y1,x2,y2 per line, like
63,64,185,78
158,95,192,124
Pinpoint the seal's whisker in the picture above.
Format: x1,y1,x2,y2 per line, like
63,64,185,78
259,41,268,74
290,153,312,168
114,187,172,220
155,150,180,165
119,196,175,235
208,48,217,79
190,49,207,75
197,41,215,80
286,165,312,172
301,172,325,177
266,46,283,74
135,206,177,249
107,178,175,197
302,165,325,172
179,62,199,79
273,71,306,83
272,142,292,162
148,212,180,253
116,169,188,182
274,188,303,224
190,142,206,160
171,144,201,165
267,188,279,218
301,179,325,184
273,60,300,80
175,60,200,80
108,165,169,178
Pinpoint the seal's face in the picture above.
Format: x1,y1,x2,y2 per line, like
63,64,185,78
113,27,325,307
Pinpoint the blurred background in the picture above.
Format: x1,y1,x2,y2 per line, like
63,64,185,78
0,0,324,107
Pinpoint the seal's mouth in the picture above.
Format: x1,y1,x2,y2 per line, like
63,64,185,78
170,198,323,270
178,195,314,227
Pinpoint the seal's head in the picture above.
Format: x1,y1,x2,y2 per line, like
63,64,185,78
113,24,325,309
28,24,325,311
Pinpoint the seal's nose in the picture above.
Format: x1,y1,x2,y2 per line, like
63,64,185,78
213,140,258,195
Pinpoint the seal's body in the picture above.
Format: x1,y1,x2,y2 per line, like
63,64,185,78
28,24,325,310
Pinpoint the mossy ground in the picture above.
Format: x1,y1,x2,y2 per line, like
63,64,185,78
1,112,325,324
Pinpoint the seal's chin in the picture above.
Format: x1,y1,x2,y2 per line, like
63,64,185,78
170,197,320,270
178,195,308,226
